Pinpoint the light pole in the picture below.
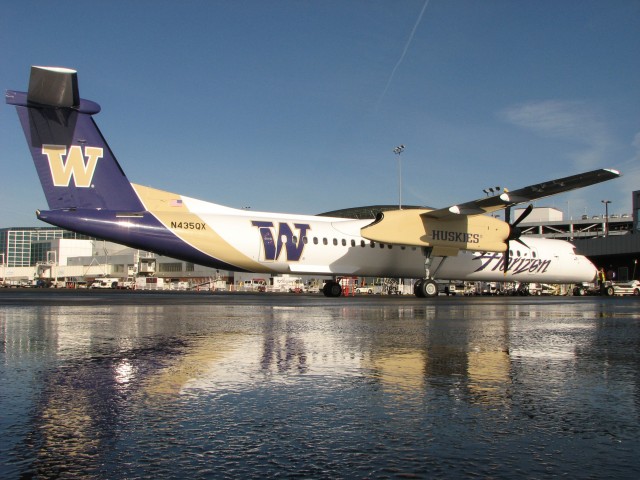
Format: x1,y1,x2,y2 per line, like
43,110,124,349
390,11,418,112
393,145,405,210
601,200,611,237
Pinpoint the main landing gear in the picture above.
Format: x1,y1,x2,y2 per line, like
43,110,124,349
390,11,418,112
414,246,440,298
414,278,438,298
322,280,342,297
323,247,444,298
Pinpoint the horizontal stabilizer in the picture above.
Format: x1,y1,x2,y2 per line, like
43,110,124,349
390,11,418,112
27,66,79,108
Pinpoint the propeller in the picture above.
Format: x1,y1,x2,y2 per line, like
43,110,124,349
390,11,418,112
503,204,533,273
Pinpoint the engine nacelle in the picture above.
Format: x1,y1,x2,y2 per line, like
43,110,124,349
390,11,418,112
361,209,510,253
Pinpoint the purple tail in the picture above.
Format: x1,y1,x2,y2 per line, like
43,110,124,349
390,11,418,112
6,66,143,212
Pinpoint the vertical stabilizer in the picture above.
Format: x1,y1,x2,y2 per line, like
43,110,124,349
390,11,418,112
6,66,144,212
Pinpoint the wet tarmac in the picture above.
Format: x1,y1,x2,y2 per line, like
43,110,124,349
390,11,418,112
1,289,639,478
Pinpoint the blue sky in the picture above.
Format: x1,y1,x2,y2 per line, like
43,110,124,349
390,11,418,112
1,0,638,228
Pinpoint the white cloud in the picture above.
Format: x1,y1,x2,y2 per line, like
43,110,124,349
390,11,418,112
500,100,611,170
500,100,636,215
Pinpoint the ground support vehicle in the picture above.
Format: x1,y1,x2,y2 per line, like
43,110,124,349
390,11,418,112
573,280,640,296
602,280,640,296
90,277,120,289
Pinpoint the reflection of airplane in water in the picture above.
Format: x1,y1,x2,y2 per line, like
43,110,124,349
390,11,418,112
12,299,612,480
6,66,620,297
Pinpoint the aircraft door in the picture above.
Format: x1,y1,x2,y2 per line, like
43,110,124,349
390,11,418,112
252,221,277,262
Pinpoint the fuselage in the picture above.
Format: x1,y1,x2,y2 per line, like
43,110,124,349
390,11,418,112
37,184,597,284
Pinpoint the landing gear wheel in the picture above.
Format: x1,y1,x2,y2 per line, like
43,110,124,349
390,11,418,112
323,281,342,297
423,279,438,297
414,279,438,298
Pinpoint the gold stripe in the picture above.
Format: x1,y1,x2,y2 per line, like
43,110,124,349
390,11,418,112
132,184,271,272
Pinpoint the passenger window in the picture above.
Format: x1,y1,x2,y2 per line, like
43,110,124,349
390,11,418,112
323,238,328,245
313,237,318,245
370,241,375,248
361,240,366,247
342,239,347,246
333,238,338,246
351,239,356,247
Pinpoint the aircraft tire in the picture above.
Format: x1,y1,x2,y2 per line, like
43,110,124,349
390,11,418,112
605,286,615,297
424,280,438,297
414,279,425,298
323,281,342,297
416,279,438,298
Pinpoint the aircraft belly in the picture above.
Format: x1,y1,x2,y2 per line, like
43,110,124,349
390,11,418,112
329,247,425,277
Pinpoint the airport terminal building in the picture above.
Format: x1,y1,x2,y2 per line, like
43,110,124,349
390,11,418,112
0,227,235,289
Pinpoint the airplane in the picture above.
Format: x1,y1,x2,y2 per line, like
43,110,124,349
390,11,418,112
5,66,621,297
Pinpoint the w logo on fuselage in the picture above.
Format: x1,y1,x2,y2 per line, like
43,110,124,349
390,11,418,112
252,221,310,262
42,144,103,188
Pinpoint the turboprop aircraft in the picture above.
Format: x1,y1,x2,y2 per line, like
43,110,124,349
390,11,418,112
6,66,621,297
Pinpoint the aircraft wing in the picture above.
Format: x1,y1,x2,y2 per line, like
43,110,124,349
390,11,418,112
423,168,621,220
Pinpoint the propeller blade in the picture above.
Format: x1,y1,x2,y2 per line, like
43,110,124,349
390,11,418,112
512,204,533,228
504,204,533,274
503,245,510,274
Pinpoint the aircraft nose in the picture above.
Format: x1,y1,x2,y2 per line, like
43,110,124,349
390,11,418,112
582,256,597,282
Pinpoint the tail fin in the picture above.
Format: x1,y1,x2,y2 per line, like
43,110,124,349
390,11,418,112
6,66,144,211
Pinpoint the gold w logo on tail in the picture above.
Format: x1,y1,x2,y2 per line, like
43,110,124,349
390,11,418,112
42,145,103,188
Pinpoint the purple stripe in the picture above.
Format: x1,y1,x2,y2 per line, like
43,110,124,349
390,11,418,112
37,209,248,272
